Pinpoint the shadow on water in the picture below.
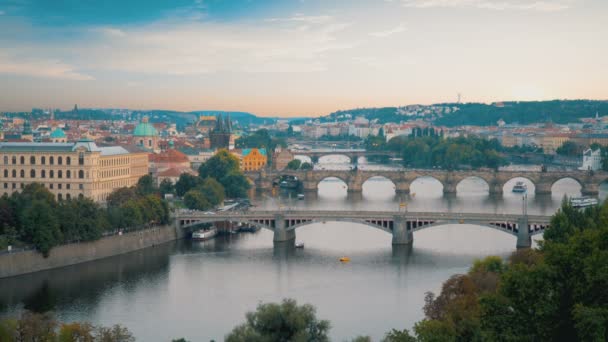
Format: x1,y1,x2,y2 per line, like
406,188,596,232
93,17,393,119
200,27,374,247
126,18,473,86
0,241,178,316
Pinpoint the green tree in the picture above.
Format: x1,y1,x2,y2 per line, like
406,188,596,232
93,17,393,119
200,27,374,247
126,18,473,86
136,174,157,196
199,177,225,206
225,299,330,342
556,141,582,157
21,200,62,257
184,190,211,211
382,329,417,342
58,322,95,342
221,172,251,199
175,173,202,197
159,178,175,196
286,159,302,170
199,149,241,181
300,162,313,170
106,187,139,207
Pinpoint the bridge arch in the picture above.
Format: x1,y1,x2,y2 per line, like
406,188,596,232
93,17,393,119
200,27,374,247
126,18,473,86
455,176,490,195
362,176,397,198
285,218,393,233
551,177,583,197
501,176,537,194
410,175,445,196
180,218,275,232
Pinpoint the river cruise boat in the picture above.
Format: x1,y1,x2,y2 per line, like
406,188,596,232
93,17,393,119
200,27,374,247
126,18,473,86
297,194,305,200
512,181,527,193
295,242,305,248
192,228,217,241
570,197,599,208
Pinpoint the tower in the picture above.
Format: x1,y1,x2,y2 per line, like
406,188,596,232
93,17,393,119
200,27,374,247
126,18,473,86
133,116,159,152
210,114,232,149
21,120,33,142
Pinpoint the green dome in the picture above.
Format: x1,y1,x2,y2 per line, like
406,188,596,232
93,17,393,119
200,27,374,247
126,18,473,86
50,128,66,139
133,121,158,137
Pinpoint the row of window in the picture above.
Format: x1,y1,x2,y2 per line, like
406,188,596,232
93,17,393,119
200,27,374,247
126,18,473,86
1,191,84,201
2,154,85,166
2,169,85,179
3,182,83,190
100,157,130,167
99,168,129,178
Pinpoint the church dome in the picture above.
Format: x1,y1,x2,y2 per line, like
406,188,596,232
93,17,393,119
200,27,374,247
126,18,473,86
133,117,158,137
50,128,66,139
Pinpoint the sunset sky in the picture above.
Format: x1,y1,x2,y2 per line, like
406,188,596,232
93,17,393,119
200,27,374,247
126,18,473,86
0,0,606,117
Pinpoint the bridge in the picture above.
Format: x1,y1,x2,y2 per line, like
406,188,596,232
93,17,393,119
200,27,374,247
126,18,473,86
247,169,606,196
175,210,552,249
291,149,398,164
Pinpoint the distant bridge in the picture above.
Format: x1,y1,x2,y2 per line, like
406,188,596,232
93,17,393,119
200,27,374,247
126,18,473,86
246,169,605,195
291,149,398,163
176,210,552,249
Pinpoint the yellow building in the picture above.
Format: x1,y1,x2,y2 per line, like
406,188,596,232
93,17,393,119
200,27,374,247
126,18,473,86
0,139,148,203
241,148,267,171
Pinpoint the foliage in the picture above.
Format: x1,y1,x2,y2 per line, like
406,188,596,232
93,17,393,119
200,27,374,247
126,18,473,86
556,141,583,157
184,190,211,211
198,150,251,198
136,174,157,196
381,329,417,342
287,159,302,170
236,129,287,153
159,178,175,196
300,162,313,170
225,298,330,342
386,135,507,170
175,173,202,197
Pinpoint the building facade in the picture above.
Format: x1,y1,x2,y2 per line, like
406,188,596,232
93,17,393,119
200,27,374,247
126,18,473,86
210,114,232,149
241,148,267,171
579,148,602,171
0,140,148,203
273,148,294,171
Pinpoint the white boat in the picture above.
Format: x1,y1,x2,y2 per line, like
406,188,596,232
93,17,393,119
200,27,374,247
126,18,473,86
512,181,527,193
295,242,305,248
570,197,599,208
192,228,217,241
297,194,305,200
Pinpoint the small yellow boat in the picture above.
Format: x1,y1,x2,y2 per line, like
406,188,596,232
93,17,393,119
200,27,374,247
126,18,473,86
339,257,350,262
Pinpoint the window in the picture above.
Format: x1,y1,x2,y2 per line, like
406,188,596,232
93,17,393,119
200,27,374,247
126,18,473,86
50,184,53,189
66,170,71,178
20,170,24,178
20,183,24,189
12,170,16,177
66,157,71,165
41,156,46,165
79,184,84,190
20,156,24,165
3,156,8,165
79,152,84,165
148,139,152,147
66,184,70,190
58,170,62,179
30,156,35,165
58,156,63,165
58,184,62,189
50,170,54,178
66,194,71,200
78,170,84,179
12,183,15,189
41,170,46,178
11,156,16,165
30,170,35,178
3,170,6,177
57,193,62,201
50,156,54,165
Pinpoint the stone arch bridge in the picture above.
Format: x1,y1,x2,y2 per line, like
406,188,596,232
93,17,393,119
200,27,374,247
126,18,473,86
246,169,606,195
291,149,398,164
176,210,551,249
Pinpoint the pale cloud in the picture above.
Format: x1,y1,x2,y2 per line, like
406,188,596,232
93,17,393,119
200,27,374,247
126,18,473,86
94,27,126,37
400,0,572,11
369,24,407,37
266,14,334,24
0,53,94,80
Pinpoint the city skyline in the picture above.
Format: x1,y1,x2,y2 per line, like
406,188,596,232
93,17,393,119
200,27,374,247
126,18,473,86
0,0,607,117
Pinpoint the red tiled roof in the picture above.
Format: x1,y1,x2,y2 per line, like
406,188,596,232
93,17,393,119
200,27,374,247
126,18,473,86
149,149,189,163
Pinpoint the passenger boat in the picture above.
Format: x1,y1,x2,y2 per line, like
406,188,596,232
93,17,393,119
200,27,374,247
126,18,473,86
295,242,305,248
192,228,218,241
512,181,527,193
297,194,305,200
339,257,350,262
570,197,599,208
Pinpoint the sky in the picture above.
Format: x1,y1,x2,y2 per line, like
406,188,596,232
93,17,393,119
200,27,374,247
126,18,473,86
0,0,606,117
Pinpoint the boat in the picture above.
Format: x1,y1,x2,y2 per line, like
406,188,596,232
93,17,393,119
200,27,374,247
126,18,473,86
192,228,217,241
339,257,350,262
295,242,305,248
297,194,305,200
512,181,527,193
238,224,260,233
570,197,599,208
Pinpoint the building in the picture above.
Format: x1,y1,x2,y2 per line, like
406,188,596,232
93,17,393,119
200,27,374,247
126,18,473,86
210,114,232,149
273,147,294,171
50,128,67,143
0,139,148,203
133,117,159,152
241,148,267,171
21,120,33,142
148,146,193,183
579,148,602,171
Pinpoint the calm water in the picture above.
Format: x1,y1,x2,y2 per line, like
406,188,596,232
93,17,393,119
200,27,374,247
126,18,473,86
1,157,606,341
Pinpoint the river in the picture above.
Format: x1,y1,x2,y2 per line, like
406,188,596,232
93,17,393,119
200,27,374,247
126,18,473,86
1,157,606,341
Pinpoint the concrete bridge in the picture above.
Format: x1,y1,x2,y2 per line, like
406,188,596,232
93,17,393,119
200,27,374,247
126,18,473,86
176,210,551,249
247,169,606,196
291,149,398,163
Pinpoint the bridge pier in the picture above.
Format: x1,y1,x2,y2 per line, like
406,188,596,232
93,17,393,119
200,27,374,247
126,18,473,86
395,182,410,195
535,182,552,195
392,217,413,245
489,181,503,195
443,182,457,195
347,180,363,193
302,181,318,193
516,217,531,249
273,215,296,243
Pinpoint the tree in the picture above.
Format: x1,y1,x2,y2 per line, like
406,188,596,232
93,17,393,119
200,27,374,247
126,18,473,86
58,322,95,342
175,174,202,197
136,174,157,196
106,187,139,208
199,149,241,181
287,124,294,136
382,329,417,342
159,179,175,196
199,177,225,206
556,141,582,157
221,172,251,199
286,159,302,170
21,200,62,257
225,299,330,342
93,324,135,342
184,190,210,211
300,162,313,170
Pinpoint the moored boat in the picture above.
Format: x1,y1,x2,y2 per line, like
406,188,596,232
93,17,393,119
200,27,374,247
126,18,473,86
297,194,305,200
192,228,218,241
512,181,527,193
570,197,598,208
295,242,305,248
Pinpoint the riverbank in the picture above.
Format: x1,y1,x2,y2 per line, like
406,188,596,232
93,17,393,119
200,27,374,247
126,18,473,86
0,224,185,279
